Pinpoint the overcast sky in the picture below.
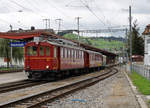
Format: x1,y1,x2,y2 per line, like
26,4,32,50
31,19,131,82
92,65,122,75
0,0,149,35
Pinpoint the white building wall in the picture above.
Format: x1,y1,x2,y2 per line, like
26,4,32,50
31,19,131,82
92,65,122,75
144,36,150,65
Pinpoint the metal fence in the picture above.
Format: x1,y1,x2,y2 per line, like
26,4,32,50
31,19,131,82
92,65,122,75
132,64,150,80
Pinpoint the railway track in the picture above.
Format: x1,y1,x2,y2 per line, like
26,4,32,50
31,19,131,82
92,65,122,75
0,67,118,108
0,80,47,93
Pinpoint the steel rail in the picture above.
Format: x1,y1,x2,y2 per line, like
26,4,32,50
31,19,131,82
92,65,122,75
1,67,118,108
0,80,46,94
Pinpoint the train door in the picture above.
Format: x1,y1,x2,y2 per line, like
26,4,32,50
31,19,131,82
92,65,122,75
57,47,60,70
84,52,89,68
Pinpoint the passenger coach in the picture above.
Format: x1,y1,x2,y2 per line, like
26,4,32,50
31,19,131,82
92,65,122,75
25,40,103,80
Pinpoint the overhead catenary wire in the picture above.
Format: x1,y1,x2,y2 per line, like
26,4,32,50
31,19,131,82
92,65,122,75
7,0,33,12
7,0,52,23
5,0,49,29
79,0,106,26
46,0,73,19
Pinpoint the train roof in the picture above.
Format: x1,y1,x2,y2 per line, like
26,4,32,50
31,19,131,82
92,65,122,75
0,30,118,57
43,40,86,51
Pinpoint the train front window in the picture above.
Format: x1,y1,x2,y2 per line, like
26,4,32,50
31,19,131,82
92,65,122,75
46,47,50,56
40,46,44,56
33,46,37,56
27,46,37,56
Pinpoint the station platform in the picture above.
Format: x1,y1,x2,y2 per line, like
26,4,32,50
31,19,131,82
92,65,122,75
0,71,27,85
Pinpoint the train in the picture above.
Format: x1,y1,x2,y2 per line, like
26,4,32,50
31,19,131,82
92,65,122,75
24,38,108,80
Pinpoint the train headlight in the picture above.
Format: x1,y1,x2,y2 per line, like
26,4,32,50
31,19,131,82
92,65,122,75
46,65,49,69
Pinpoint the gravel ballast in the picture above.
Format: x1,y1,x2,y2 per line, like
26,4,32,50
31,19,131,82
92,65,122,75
46,68,140,108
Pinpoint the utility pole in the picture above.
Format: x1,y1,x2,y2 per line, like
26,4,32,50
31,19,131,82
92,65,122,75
75,17,81,45
43,19,50,29
55,19,62,33
125,28,129,64
9,25,12,31
10,25,13,67
129,6,132,73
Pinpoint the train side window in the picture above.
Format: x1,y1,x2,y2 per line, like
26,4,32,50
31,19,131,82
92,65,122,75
80,51,82,59
70,49,71,58
39,46,44,56
61,47,63,58
82,51,84,59
71,49,72,58
68,49,70,58
76,50,78,59
69,49,70,58
32,46,37,56
93,54,94,60
72,49,74,58
54,47,57,58
63,48,65,58
65,48,67,58
74,50,76,59
46,47,50,56
76,50,77,59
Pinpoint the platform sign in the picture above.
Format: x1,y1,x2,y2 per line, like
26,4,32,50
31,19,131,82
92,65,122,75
10,42,26,47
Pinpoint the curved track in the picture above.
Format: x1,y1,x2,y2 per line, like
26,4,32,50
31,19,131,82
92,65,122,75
0,67,118,108
0,80,47,93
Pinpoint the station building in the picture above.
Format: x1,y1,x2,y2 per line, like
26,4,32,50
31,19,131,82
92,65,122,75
143,24,150,65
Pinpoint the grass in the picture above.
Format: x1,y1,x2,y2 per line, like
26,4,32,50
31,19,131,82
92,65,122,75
129,71,150,95
0,67,23,71
63,33,124,52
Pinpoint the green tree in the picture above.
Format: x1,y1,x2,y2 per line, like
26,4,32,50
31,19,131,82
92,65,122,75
0,39,24,67
128,20,144,56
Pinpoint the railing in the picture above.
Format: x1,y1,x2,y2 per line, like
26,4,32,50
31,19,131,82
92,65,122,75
132,63,150,80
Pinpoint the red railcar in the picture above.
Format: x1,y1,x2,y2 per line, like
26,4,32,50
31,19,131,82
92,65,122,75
84,50,103,71
25,40,103,80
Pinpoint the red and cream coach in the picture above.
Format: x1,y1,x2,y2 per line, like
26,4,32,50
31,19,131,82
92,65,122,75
25,37,104,80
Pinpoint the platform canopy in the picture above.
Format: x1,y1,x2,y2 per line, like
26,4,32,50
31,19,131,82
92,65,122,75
0,32,42,40
0,30,118,57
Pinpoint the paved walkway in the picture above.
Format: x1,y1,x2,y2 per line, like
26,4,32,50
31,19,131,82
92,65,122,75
0,72,27,84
